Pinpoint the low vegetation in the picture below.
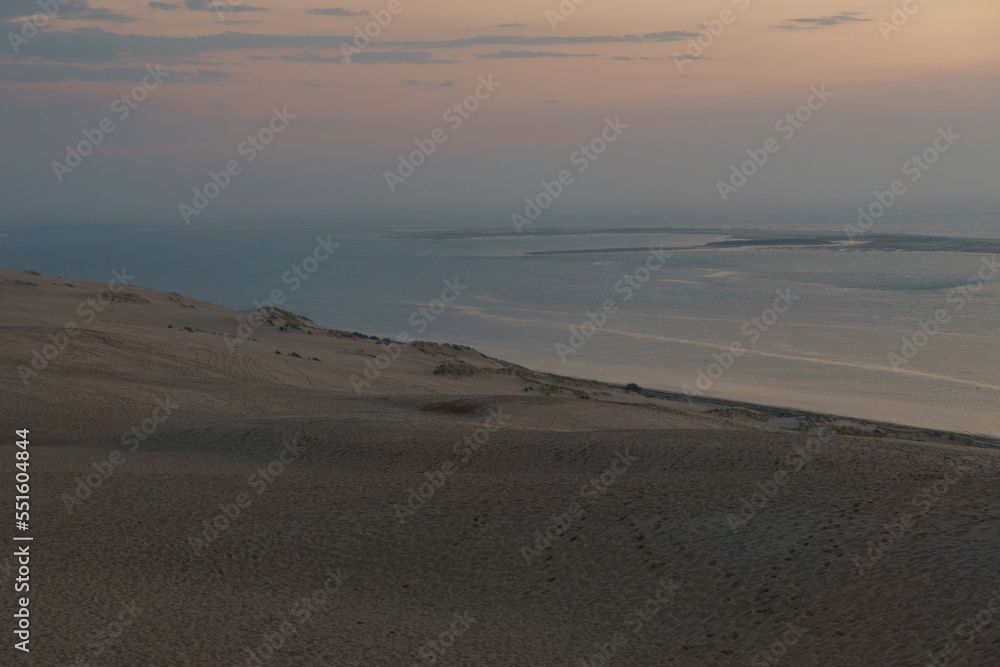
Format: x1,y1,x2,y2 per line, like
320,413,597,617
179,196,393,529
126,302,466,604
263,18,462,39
707,408,771,422
433,362,512,377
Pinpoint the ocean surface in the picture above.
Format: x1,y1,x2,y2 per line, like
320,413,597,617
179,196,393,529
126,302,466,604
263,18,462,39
3,223,999,437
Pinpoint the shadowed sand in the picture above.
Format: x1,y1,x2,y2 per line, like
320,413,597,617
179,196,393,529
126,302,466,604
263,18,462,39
2,268,999,666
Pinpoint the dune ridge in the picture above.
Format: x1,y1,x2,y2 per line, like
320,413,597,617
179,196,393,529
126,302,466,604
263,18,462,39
2,267,999,666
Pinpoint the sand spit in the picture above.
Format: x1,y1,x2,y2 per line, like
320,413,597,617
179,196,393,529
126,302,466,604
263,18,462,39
379,226,1000,256
1,267,999,666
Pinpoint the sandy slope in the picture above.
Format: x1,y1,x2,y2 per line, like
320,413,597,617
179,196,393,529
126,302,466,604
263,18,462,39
1,268,998,666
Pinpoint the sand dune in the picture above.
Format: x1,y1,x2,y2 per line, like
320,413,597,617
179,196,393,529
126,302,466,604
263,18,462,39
2,268,999,666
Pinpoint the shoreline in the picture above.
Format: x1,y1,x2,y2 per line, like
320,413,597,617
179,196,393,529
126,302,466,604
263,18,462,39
381,226,1000,255
3,264,995,449
445,353,1000,451
4,266,999,665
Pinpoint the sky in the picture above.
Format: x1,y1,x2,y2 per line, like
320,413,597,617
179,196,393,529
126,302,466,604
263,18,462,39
1,0,998,228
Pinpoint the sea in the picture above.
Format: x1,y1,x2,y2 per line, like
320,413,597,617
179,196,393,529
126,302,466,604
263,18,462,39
3,217,998,437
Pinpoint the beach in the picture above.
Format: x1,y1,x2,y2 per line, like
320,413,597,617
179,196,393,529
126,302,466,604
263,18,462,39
3,268,999,665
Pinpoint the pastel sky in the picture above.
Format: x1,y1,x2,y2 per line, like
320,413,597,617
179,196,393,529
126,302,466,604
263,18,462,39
1,0,998,227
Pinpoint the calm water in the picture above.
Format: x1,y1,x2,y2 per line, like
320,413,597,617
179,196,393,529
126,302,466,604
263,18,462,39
3,226,998,436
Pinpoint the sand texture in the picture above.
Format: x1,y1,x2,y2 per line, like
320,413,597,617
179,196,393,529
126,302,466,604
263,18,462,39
2,268,999,666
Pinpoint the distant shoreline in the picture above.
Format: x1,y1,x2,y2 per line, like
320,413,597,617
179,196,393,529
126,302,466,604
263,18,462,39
434,348,1000,449
619,384,1000,450
4,264,996,445
377,226,1000,255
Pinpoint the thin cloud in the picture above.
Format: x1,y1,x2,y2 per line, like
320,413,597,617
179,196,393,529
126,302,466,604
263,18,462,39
280,52,342,63
193,68,230,79
184,0,268,13
0,27,350,65
644,31,700,41
308,8,366,16
475,50,598,59
352,52,456,64
0,27,703,72
387,33,684,49
400,79,455,89
4,0,132,21
0,63,228,82
72,8,139,22
2,0,144,23
775,12,868,30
